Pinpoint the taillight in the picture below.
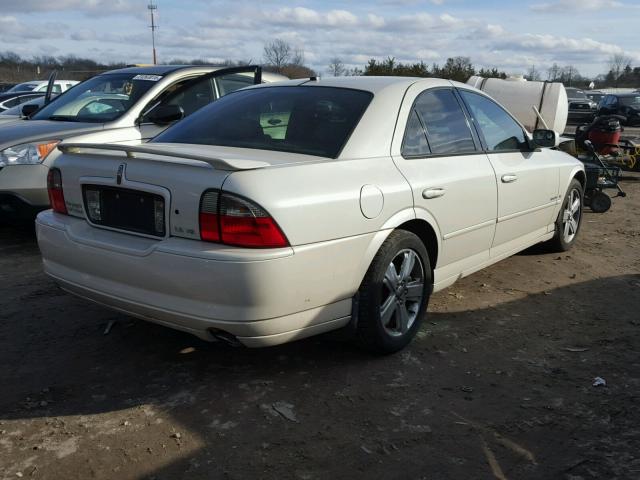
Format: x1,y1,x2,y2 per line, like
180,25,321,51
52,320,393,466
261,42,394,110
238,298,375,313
199,191,220,242
47,168,67,214
199,190,288,248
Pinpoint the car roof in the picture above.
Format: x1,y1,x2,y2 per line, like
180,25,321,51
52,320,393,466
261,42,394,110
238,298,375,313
248,76,450,95
609,93,640,97
101,65,214,76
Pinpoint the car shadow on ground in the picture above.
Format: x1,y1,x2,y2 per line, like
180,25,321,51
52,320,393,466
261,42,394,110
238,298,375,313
1,226,638,480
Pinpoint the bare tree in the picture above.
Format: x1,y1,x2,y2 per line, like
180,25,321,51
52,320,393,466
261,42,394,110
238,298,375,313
291,48,305,67
547,63,561,81
525,64,541,81
263,39,292,73
327,57,345,77
608,53,632,86
562,65,577,86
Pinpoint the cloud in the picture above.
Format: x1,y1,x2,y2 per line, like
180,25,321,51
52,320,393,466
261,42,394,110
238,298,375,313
0,15,68,41
530,0,624,12
0,0,139,15
264,7,358,27
0,1,637,78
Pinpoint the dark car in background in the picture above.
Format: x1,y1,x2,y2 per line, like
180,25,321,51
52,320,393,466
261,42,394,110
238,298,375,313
597,93,640,126
566,87,597,124
0,91,45,112
585,90,605,104
0,83,16,93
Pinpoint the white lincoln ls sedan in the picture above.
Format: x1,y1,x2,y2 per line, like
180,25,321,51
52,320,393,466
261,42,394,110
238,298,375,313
36,77,585,353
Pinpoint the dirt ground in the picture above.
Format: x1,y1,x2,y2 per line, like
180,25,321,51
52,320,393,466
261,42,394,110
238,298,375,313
1,176,639,480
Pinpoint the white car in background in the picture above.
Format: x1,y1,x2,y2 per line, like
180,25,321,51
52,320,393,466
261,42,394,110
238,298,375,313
0,97,47,124
6,80,79,94
36,77,585,353
0,65,285,219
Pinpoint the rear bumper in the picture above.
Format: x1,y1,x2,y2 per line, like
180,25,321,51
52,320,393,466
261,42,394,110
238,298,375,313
35,211,377,347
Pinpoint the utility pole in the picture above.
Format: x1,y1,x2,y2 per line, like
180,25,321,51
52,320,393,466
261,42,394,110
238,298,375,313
148,0,158,65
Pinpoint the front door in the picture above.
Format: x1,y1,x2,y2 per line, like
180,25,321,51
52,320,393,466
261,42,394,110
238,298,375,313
458,89,559,257
138,66,263,141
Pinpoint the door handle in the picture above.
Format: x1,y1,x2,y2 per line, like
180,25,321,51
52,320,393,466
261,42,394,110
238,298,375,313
422,187,446,199
501,174,518,183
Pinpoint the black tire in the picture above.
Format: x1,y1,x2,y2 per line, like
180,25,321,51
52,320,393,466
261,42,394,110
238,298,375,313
547,178,584,252
355,230,431,354
590,191,612,213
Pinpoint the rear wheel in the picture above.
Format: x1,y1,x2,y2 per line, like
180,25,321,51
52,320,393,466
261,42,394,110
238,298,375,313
355,230,431,354
547,178,583,252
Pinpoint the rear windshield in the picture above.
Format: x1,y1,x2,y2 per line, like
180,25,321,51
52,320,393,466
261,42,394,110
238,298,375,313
153,86,373,158
7,83,38,93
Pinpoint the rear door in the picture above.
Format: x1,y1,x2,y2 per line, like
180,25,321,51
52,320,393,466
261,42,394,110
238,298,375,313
138,66,262,140
458,89,559,257
392,85,498,285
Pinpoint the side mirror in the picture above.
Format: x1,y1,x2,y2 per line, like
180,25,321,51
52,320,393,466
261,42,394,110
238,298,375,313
146,104,184,125
21,103,39,117
532,129,559,148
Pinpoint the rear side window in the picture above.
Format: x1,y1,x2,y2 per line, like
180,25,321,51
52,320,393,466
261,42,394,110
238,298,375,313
402,109,430,157
460,91,528,152
412,89,476,155
154,86,373,158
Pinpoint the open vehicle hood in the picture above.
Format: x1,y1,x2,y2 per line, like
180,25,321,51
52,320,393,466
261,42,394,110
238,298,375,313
0,120,103,149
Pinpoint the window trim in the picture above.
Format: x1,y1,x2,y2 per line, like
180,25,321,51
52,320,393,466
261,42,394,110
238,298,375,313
456,87,535,154
400,86,482,160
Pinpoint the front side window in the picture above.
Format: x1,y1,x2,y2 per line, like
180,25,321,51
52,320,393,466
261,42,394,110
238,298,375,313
154,86,373,159
31,73,161,123
144,76,216,120
412,89,476,155
143,71,259,122
460,90,528,152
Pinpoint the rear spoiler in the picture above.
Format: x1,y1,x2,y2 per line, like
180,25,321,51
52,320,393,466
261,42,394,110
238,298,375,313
58,143,270,171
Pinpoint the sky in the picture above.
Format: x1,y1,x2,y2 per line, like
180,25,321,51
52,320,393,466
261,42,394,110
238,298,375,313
0,0,638,78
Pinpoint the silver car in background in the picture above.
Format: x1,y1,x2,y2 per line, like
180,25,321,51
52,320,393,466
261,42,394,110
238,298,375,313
0,65,285,219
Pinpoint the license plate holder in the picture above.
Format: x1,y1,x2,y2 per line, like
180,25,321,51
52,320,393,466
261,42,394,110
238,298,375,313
82,185,165,237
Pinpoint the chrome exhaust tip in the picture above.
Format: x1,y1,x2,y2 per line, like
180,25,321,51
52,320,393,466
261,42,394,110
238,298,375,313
208,329,242,347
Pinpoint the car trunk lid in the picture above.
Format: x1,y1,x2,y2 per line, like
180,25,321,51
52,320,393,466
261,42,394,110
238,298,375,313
54,143,321,241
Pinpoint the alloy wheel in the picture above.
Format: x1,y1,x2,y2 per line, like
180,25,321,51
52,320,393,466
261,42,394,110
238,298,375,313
562,188,581,243
379,249,425,337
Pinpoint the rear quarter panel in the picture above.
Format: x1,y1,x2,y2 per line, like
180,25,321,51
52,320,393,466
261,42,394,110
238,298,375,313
221,156,414,246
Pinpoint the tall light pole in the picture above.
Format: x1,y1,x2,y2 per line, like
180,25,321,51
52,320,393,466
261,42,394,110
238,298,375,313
148,0,158,65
